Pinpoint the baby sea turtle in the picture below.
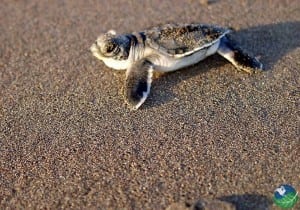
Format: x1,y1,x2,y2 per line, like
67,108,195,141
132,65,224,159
91,23,263,110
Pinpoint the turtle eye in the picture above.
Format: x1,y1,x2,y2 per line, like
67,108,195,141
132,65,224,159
105,42,117,53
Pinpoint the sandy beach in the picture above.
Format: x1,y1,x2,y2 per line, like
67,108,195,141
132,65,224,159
0,0,299,209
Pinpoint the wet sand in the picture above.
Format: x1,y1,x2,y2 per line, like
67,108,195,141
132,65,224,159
0,0,299,209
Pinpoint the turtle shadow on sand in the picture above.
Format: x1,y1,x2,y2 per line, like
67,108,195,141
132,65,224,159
143,21,300,109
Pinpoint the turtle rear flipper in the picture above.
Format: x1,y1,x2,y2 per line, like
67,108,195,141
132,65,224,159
217,36,264,73
125,58,154,110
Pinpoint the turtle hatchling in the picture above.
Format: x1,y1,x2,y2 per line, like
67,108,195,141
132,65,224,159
91,23,264,110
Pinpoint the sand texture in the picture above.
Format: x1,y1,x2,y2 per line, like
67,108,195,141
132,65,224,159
0,0,299,209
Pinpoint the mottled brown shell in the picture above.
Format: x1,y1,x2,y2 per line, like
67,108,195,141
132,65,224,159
144,23,230,57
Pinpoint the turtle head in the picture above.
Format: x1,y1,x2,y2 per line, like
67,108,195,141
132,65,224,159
90,30,131,62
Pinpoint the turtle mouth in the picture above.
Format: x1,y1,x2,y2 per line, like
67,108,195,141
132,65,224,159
90,43,104,60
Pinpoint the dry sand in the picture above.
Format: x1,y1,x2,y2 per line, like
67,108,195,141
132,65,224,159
0,0,299,209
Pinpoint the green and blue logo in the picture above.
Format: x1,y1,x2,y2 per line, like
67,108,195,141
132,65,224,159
273,184,298,209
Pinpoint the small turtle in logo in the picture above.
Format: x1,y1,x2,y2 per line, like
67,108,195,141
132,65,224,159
91,23,264,110
273,184,299,209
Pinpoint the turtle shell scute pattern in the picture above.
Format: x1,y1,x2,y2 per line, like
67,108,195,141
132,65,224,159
144,23,229,56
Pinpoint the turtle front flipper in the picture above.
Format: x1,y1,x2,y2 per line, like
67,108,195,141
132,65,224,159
217,36,264,73
125,58,154,110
